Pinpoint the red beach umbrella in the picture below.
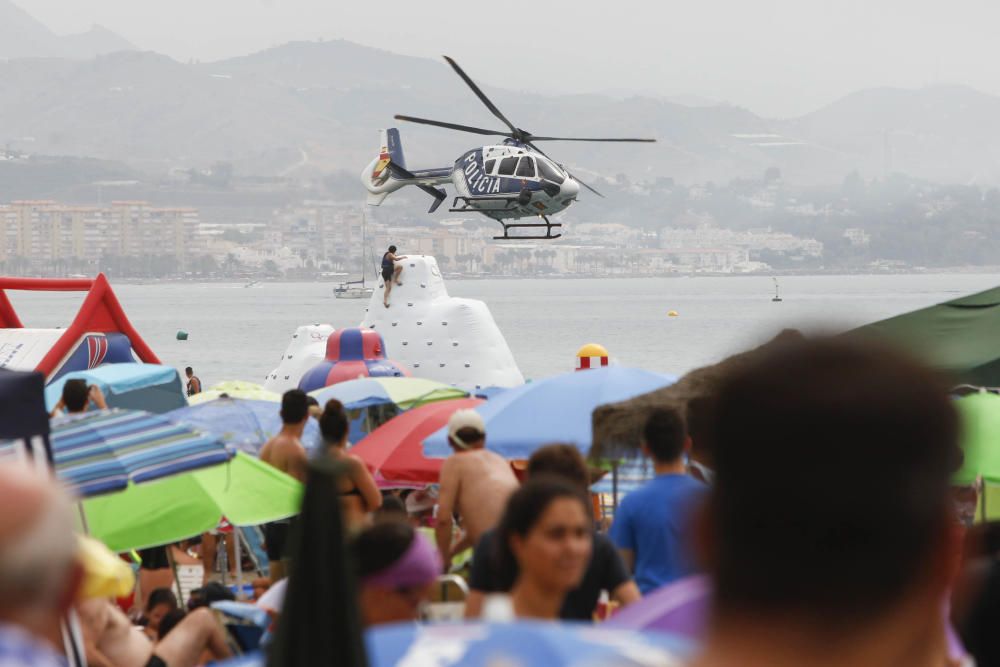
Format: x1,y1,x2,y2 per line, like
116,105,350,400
350,398,484,485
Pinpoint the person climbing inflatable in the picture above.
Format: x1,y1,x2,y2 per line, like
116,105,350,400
382,245,407,308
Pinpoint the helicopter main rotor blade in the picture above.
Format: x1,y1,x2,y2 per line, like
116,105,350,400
393,114,511,137
443,56,520,137
526,141,605,198
527,136,657,142
570,174,605,198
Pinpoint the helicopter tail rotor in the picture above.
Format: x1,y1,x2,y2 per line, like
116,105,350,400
361,129,449,212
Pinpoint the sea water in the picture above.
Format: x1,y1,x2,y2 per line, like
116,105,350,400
8,273,1000,385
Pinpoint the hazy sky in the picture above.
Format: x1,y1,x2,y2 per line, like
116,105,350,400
15,0,1000,117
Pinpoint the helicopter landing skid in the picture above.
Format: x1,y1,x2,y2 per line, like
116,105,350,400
494,218,562,241
449,195,521,213
448,197,562,240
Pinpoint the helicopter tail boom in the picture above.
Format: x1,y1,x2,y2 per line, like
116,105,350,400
362,128,450,212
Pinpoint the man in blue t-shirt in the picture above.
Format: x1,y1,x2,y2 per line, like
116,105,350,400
610,407,708,594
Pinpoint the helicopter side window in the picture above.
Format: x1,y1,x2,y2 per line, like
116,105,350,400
498,156,519,176
484,159,496,174
515,157,536,178
537,158,565,184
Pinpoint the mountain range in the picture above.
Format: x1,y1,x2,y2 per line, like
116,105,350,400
0,0,134,60
2,1,1000,186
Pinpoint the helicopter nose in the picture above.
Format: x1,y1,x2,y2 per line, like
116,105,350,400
561,178,580,200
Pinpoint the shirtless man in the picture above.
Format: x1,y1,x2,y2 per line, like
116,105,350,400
435,409,519,571
77,597,231,667
259,389,310,582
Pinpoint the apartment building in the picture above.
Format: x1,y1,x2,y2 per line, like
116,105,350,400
0,200,199,267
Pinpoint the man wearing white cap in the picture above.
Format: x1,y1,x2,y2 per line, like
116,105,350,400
435,409,519,571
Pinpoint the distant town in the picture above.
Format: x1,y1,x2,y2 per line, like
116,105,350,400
3,166,999,279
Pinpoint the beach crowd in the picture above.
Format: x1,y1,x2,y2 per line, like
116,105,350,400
3,336,1000,666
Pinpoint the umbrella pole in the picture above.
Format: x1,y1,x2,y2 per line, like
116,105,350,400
76,502,90,534
166,546,185,605
219,534,228,587
234,527,244,599
981,476,988,522
612,462,619,512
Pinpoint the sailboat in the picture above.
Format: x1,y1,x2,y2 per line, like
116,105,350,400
772,277,783,302
334,213,376,299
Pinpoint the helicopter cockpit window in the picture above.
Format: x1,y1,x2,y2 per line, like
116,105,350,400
515,157,536,178
498,156,519,176
484,159,496,174
537,158,565,184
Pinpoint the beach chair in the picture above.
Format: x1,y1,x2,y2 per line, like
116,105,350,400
423,574,469,622
210,601,269,654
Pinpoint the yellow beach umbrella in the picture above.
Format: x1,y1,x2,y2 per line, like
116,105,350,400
78,534,135,599
189,380,281,405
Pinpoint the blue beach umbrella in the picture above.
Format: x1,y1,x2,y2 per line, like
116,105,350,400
366,622,690,667
424,366,675,460
168,397,321,454
1,409,232,498
213,622,690,667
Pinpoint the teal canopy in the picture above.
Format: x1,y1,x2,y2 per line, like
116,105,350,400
46,363,185,413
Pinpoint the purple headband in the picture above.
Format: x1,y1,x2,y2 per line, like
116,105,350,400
361,532,441,589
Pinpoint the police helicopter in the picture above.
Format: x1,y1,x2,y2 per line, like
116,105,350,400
361,56,655,240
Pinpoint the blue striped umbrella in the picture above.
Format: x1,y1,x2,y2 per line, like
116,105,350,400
2,409,232,498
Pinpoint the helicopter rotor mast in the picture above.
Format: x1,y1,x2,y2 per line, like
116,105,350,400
392,56,656,198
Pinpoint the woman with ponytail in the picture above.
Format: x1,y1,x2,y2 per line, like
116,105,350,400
319,399,382,527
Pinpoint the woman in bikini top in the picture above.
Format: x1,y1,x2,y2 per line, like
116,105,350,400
318,399,382,528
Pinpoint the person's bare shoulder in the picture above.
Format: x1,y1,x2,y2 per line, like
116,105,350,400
484,449,513,468
439,453,465,480
259,437,276,460
345,453,369,473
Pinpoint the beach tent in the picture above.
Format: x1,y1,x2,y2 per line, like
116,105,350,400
45,363,186,414
850,285,1000,387
0,274,160,382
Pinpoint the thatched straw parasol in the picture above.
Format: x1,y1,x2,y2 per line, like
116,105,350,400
590,330,803,461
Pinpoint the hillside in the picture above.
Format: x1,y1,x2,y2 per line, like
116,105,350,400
0,0,134,59
785,84,1000,184
1,35,1000,185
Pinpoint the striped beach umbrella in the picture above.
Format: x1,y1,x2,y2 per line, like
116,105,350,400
2,409,232,498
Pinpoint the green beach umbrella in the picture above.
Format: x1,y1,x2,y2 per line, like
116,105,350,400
308,376,467,411
83,451,302,552
954,392,1000,485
